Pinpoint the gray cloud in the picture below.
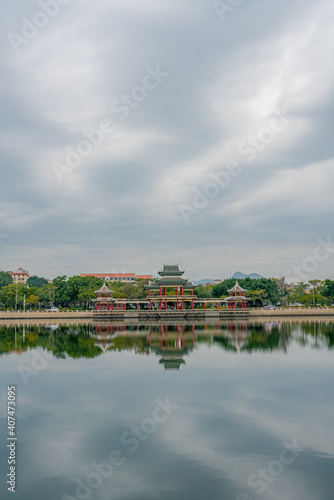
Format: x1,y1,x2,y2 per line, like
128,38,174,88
1,0,334,280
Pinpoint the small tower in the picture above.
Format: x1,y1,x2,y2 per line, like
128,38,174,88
92,282,115,312
225,281,250,310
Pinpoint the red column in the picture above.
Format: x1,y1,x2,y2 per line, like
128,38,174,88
204,300,206,311
99,303,102,311
124,302,126,311
160,300,162,311
149,299,151,311
95,303,98,311
216,300,219,310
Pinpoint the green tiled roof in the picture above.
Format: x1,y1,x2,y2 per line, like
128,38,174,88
158,264,184,276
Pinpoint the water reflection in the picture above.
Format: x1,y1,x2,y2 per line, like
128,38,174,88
1,320,334,500
1,320,334,364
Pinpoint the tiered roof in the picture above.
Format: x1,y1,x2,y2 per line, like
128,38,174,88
147,264,195,290
158,264,184,276
225,281,250,303
94,282,113,296
227,281,247,294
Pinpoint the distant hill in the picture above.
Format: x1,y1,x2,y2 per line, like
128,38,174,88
231,271,263,280
193,273,263,286
193,279,216,286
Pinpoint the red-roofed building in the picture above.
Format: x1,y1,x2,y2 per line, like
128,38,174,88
136,275,152,280
9,267,30,284
81,273,152,283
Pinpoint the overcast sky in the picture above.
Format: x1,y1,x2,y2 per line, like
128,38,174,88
1,0,334,281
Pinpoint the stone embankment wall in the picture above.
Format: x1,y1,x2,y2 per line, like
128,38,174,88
249,308,334,317
0,308,334,322
0,311,92,320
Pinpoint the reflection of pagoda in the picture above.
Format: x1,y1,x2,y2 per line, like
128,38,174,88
148,324,195,371
225,282,250,310
159,357,185,371
227,321,248,352
146,264,196,311
92,282,116,312
89,324,117,353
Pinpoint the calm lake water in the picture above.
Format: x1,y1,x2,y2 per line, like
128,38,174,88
1,320,334,500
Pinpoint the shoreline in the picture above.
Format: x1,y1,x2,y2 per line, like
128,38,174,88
0,308,334,323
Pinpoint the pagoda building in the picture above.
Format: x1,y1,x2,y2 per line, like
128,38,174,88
225,281,250,310
146,264,196,311
92,282,116,312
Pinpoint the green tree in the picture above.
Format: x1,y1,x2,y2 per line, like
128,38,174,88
26,294,40,310
323,280,334,305
53,275,104,307
308,279,323,307
78,289,96,308
275,277,287,305
212,278,279,305
0,271,12,289
0,283,27,308
289,282,307,304
245,289,268,307
27,276,48,288
194,285,212,299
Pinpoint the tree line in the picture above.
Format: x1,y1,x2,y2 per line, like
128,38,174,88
0,271,334,309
